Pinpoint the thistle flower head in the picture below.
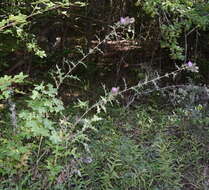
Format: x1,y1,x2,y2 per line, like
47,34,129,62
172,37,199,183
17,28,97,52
187,61,193,67
111,87,119,94
119,16,135,25
185,61,199,73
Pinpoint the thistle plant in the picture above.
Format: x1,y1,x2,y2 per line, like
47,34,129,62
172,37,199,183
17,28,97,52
0,12,203,189
50,14,200,127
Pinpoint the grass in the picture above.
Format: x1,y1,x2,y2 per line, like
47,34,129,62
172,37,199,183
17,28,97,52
62,103,208,190
0,96,209,190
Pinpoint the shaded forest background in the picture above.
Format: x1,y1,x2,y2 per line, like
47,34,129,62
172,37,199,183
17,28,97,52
1,0,209,84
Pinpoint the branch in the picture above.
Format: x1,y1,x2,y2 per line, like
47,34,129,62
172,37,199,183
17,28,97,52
0,4,66,32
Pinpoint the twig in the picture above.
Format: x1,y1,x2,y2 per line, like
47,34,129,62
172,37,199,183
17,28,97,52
55,25,120,89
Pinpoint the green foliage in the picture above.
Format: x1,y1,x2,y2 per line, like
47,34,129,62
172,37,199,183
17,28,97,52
66,105,209,189
0,72,27,100
135,0,209,60
19,83,64,141
0,0,86,71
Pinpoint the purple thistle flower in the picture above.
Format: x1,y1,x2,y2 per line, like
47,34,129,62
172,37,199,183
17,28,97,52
111,87,119,94
120,17,126,25
187,61,193,67
185,61,199,72
120,16,135,25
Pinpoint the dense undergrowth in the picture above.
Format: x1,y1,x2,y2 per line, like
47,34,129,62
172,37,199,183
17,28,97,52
1,98,209,189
